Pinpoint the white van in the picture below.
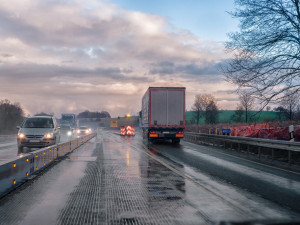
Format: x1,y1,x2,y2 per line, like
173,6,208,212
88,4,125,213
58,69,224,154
17,116,60,152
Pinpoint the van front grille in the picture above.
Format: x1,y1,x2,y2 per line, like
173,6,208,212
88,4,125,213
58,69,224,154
26,135,44,139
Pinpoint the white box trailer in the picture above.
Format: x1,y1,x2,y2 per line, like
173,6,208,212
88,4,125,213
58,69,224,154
141,87,185,143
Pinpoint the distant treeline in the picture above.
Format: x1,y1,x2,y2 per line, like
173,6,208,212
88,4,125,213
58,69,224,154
0,99,24,134
77,110,111,119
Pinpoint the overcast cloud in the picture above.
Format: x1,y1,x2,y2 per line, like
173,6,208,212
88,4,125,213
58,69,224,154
0,0,237,117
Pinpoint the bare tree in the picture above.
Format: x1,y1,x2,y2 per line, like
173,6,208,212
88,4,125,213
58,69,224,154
0,99,25,134
239,93,255,123
192,94,218,124
224,0,300,107
205,100,219,124
231,105,244,122
192,94,203,125
279,90,299,120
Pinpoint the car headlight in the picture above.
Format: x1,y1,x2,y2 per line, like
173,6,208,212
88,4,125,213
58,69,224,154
44,133,54,139
77,130,80,134
18,133,25,139
67,131,72,136
85,130,89,134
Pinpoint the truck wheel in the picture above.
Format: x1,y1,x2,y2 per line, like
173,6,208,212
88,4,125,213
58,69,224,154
172,139,180,144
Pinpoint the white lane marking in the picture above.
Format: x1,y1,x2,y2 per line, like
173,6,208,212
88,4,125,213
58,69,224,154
183,141,300,176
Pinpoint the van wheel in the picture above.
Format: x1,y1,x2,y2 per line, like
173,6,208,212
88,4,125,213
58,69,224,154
18,146,23,154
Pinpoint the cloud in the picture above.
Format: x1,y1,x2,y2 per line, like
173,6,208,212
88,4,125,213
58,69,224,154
0,63,149,81
149,60,225,84
0,0,236,117
150,61,222,75
149,61,175,75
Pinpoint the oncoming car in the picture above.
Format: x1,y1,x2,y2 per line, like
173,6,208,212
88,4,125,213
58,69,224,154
59,124,74,137
76,126,92,136
17,116,60,152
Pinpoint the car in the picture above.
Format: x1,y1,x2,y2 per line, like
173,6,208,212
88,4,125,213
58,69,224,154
76,126,92,136
17,116,60,152
59,124,74,138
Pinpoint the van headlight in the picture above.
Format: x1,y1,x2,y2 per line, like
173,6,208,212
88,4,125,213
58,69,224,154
18,133,25,139
44,133,54,139
67,131,72,136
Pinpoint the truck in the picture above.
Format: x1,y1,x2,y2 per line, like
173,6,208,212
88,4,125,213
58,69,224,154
141,87,185,144
60,113,76,128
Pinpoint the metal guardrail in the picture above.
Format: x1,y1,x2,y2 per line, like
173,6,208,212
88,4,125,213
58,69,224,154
0,133,96,198
184,132,300,164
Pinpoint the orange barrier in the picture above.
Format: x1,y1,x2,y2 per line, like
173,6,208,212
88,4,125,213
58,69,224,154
222,123,300,141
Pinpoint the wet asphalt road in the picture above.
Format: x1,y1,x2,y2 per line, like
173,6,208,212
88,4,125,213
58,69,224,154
0,129,299,225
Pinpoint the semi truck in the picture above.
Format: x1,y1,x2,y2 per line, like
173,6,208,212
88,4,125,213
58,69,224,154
141,87,185,144
60,113,76,128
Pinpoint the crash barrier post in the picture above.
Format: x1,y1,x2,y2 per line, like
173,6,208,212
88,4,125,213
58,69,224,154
289,125,295,142
0,133,96,198
184,132,300,165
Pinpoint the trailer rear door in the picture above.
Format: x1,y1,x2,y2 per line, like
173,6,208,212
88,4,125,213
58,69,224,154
150,88,185,127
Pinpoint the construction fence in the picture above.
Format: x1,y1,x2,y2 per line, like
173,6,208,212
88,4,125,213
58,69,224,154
185,123,300,142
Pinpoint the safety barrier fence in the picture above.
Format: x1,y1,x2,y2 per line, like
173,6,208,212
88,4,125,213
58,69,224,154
184,132,300,165
0,133,96,198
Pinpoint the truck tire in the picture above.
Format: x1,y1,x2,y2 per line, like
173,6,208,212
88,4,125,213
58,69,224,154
172,138,180,144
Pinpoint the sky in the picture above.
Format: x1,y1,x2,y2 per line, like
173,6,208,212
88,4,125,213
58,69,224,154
0,0,239,118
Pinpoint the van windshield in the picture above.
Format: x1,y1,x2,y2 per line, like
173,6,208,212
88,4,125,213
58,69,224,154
23,118,54,128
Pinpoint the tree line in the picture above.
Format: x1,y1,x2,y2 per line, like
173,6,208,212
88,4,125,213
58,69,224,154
0,99,25,134
191,91,300,125
77,110,111,119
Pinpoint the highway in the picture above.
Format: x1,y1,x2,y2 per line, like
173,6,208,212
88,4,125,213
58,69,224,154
0,129,299,224
0,131,74,161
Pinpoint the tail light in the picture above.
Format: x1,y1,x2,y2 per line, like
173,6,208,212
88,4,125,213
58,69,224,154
176,131,184,138
149,131,158,138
